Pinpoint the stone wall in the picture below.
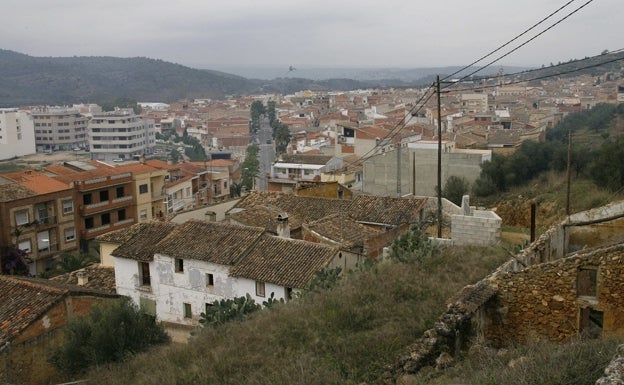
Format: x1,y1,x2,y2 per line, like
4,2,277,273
484,244,624,347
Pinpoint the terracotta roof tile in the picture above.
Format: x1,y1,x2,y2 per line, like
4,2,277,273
227,206,304,233
0,181,36,202
99,222,177,262
0,276,67,345
50,265,117,294
3,170,72,194
305,213,381,250
232,191,351,223
156,220,264,265
230,234,337,289
0,276,116,346
348,195,427,226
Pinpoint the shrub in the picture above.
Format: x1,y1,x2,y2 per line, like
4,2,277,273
48,298,169,375
389,228,437,263
199,294,261,327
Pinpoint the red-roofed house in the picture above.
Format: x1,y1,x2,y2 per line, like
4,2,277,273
0,171,79,275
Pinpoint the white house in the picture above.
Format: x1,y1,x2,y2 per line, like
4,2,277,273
0,108,36,160
99,220,338,330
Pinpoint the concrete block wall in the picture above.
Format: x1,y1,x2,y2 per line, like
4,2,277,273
451,210,502,246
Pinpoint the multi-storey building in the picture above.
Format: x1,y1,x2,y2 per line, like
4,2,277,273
88,109,156,162
0,171,79,275
0,109,35,160
115,160,168,222
30,107,88,152
45,161,136,250
460,93,489,114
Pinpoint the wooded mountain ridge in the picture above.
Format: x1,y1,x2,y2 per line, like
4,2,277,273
1,49,619,107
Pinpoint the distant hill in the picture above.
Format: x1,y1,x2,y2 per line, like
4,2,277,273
0,50,381,106
0,49,262,106
3,49,618,108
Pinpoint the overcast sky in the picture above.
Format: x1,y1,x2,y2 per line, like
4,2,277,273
2,0,621,71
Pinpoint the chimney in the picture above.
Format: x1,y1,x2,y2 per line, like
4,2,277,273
76,271,88,286
167,155,174,165
205,210,217,222
140,154,146,164
276,213,290,238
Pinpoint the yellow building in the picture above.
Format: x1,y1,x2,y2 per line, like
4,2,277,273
115,162,168,222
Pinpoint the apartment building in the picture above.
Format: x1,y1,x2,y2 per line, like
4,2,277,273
30,107,88,151
460,93,489,114
0,109,35,160
0,171,79,275
115,160,168,222
88,109,156,162
45,161,136,250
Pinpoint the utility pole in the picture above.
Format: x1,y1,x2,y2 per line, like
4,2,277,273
566,128,572,216
396,143,401,198
436,76,443,238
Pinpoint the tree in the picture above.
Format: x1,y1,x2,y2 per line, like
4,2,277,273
389,228,437,264
1,244,29,275
250,100,265,133
590,137,624,191
442,176,470,206
241,144,260,191
273,121,291,154
51,252,99,276
267,100,277,127
48,298,169,375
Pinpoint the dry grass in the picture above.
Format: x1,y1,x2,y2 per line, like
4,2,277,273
410,337,622,385
80,245,508,385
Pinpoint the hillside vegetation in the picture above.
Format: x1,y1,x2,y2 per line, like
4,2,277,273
77,245,508,385
0,50,372,106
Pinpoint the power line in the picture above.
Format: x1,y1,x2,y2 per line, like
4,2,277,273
442,0,596,90
445,50,624,94
441,0,578,81
340,0,601,171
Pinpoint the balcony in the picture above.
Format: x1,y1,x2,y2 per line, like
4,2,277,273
80,196,133,215
35,215,57,227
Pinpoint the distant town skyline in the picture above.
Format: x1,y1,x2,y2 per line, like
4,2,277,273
3,0,621,73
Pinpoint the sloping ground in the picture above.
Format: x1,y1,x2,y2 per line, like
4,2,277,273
76,245,508,385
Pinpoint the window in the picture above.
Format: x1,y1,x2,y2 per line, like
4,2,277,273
85,217,94,229
256,281,265,297
140,209,148,220
185,187,191,197
15,209,29,226
116,186,124,198
175,258,184,273
183,303,192,319
205,303,214,314
206,273,214,287
139,184,148,194
18,240,31,253
118,209,126,221
62,200,74,214
577,268,598,297
99,190,109,202
101,213,110,225
140,297,156,316
83,193,92,205
139,262,151,286
65,228,75,242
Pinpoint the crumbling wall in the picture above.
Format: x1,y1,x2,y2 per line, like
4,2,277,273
485,244,624,347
